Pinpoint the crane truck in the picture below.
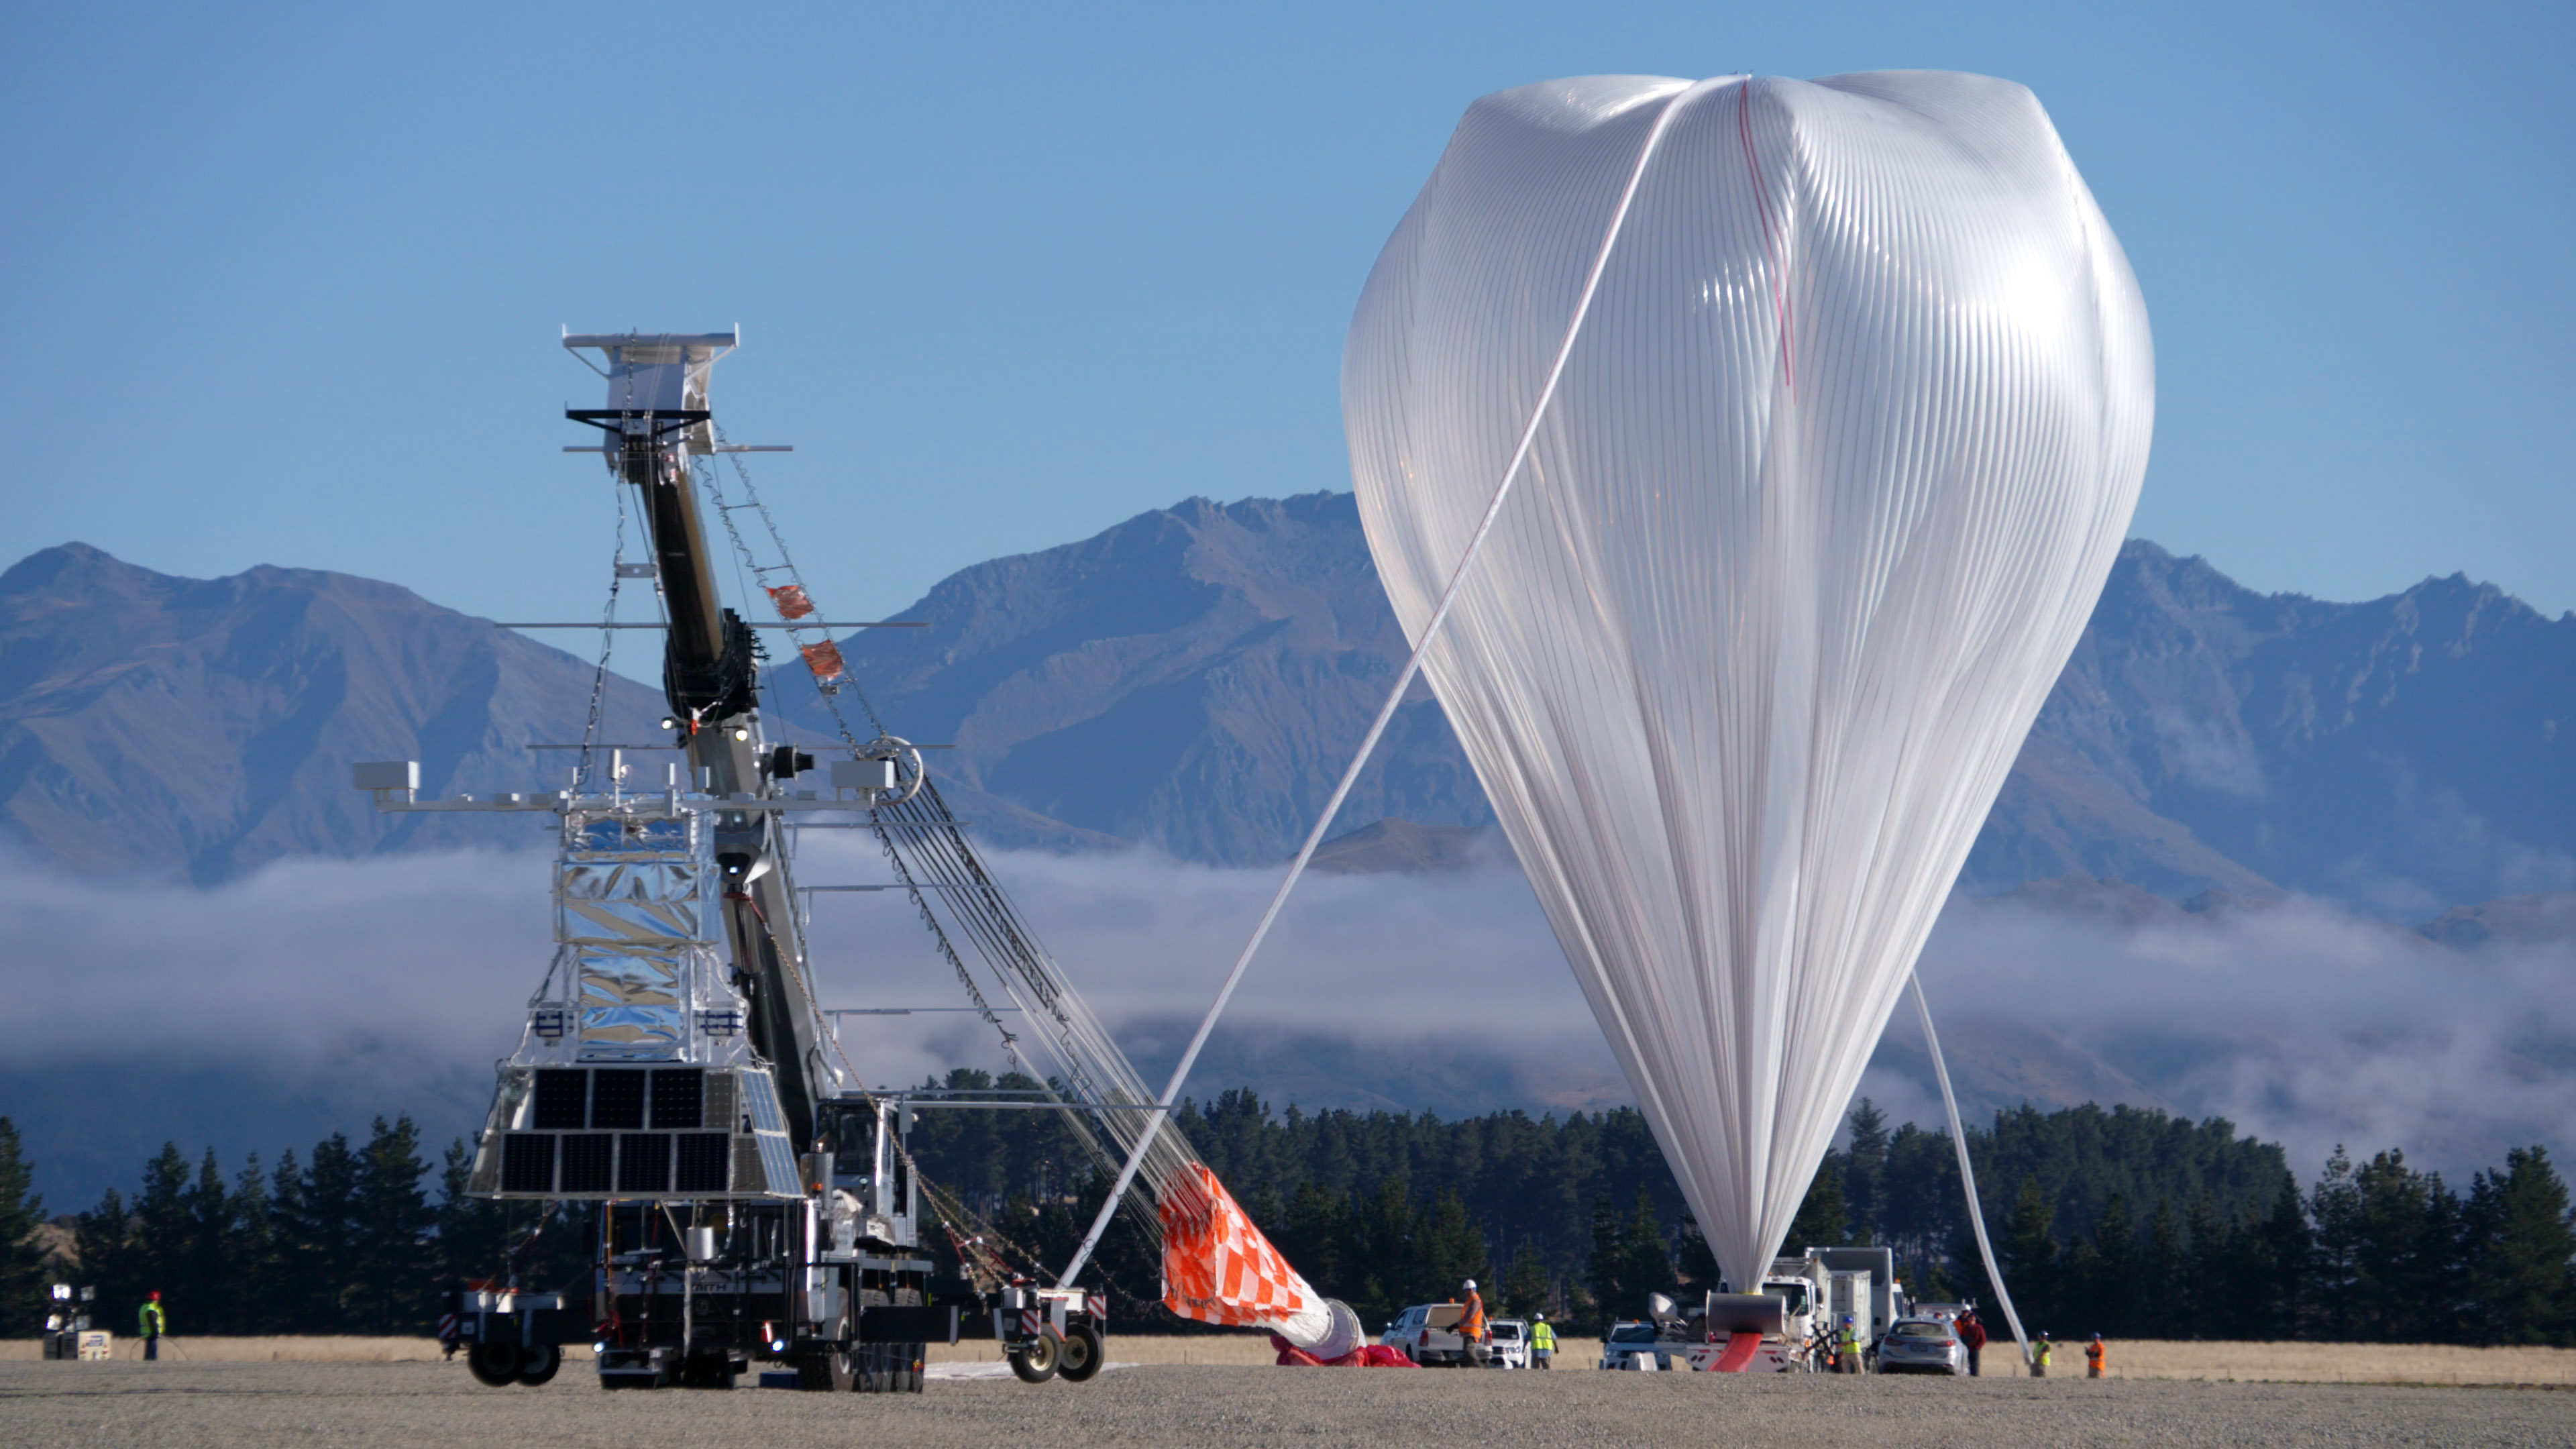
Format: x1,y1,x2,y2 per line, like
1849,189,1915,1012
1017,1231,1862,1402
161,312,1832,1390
362,333,1106,1391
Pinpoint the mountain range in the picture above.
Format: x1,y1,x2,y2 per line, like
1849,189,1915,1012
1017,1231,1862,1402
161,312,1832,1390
792,492,2576,916
0,543,661,882
6,501,2573,1206
8,494,2572,914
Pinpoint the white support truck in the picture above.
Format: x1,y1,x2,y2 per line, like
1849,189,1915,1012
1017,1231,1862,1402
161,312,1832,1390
1808,1246,1908,1354
1674,1245,1908,1374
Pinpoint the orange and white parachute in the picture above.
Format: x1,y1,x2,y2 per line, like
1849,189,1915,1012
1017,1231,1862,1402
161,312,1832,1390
1157,1165,1358,1353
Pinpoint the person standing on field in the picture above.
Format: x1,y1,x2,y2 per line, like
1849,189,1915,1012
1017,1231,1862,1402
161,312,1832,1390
1837,1315,1864,1373
138,1292,166,1361
1456,1280,1488,1365
2086,1333,2106,1378
2031,1331,2053,1377
1531,1313,1556,1369
1958,1310,1986,1377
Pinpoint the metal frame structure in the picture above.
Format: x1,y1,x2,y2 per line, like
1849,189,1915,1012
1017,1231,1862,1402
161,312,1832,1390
363,334,1110,1394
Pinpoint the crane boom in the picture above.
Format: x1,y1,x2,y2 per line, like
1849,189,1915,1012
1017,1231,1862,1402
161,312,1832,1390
564,331,827,1144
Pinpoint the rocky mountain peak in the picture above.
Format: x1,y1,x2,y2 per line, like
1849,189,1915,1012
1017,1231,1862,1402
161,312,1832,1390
0,543,662,881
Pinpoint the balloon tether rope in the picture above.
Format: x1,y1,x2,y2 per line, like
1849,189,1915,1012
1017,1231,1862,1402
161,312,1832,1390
1058,78,1727,1287
1912,971,2033,1365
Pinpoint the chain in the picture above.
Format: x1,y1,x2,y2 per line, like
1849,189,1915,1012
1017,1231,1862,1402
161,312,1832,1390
574,478,633,792
712,431,892,741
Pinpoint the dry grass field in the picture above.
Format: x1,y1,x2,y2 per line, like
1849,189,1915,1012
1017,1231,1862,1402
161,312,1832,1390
10,1335,2572,1383
2104,1339,2576,1386
5,1358,2573,1449
0,1336,463,1363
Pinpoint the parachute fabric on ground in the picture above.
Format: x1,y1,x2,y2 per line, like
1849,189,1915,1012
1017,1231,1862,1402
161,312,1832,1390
1344,73,2152,1290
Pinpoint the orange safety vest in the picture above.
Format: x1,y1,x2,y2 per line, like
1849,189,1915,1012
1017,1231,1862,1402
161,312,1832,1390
2086,1340,2106,1368
1457,1295,1486,1339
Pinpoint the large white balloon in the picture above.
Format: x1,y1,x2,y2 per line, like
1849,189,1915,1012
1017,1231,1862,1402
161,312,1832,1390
1344,72,2151,1289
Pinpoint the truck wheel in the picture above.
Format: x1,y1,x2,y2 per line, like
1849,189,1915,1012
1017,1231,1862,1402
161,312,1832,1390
798,1347,855,1392
1057,1322,1104,1383
518,1344,563,1386
466,1342,519,1387
1008,1328,1062,1385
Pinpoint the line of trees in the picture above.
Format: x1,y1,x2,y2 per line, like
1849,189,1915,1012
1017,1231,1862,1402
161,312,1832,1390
0,1115,571,1338
6,1090,2571,1344
1988,1143,2576,1344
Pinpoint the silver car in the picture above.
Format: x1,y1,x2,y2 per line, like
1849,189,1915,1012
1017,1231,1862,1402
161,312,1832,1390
1875,1316,1967,1375
1597,1320,1691,1371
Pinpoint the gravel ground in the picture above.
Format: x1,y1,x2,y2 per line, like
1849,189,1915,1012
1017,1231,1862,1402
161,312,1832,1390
3,1359,2570,1448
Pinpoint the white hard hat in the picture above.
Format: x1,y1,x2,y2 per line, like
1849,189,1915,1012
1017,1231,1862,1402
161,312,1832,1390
1463,1279,1477,1291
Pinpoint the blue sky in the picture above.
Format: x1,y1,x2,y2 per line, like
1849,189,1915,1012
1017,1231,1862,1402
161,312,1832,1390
5,1,2570,636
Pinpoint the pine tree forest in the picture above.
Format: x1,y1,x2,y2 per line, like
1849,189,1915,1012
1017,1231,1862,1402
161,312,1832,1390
2,1089,2569,1345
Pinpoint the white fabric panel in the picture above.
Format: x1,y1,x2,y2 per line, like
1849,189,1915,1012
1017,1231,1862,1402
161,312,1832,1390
1343,72,2151,1288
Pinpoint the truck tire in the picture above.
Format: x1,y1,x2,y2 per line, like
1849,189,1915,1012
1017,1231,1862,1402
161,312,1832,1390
864,1344,898,1394
518,1344,564,1386
466,1342,519,1387
798,1346,855,1392
1008,1328,1061,1385
1057,1322,1104,1383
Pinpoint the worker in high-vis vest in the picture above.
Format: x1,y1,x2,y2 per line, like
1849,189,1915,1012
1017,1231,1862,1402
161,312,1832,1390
139,1292,166,1361
1531,1313,1557,1369
2032,1331,2053,1377
2086,1333,2107,1378
1456,1280,1487,1364
1837,1316,1864,1373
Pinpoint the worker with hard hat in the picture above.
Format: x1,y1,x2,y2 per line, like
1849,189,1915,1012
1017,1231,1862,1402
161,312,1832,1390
139,1291,166,1361
2032,1331,2053,1377
2086,1332,2106,1378
1456,1279,1488,1365
1837,1314,1864,1373
1531,1312,1556,1370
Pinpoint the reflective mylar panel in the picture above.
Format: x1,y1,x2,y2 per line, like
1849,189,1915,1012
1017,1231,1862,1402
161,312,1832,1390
1344,72,2151,1288
576,946,685,1057
559,861,705,945
535,810,745,1066
576,946,686,1006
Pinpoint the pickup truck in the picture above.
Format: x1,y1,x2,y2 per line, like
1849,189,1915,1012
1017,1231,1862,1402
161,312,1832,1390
1381,1303,1485,1366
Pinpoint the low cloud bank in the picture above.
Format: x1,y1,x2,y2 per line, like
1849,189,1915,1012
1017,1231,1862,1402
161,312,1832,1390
3,841,2568,1203
1894,888,2576,1178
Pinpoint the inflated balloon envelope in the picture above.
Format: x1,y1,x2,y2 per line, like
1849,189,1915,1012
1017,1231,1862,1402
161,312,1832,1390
1344,72,2152,1292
